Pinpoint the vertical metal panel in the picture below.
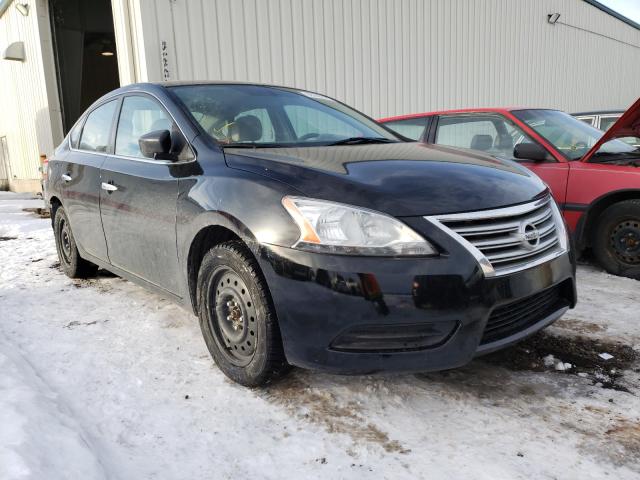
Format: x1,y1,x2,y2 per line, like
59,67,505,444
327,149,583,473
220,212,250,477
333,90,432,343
129,0,640,117
0,0,61,183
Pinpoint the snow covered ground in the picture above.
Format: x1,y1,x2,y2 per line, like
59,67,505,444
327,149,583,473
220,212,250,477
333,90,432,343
1,191,639,480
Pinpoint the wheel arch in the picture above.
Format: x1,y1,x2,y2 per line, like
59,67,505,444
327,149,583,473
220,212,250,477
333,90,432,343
186,222,257,314
576,189,640,250
49,195,62,228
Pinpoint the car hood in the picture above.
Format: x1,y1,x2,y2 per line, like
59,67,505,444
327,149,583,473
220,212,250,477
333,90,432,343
223,142,548,216
582,96,640,163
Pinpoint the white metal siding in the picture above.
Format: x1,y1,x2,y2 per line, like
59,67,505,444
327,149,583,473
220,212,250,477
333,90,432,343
0,0,61,183
122,0,640,118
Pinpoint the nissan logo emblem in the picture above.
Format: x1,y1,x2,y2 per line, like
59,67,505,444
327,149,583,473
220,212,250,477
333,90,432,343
520,223,540,249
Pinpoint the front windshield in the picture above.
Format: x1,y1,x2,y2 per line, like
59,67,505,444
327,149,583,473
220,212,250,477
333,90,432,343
170,84,399,147
512,109,636,160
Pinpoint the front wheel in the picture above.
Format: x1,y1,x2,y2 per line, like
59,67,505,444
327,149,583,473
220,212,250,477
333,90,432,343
592,200,640,280
196,241,289,387
53,206,98,278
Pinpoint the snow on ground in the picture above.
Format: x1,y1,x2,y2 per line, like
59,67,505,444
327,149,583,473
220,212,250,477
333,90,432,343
0,191,639,479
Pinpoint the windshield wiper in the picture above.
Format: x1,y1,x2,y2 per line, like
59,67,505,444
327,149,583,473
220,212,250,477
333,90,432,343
328,137,396,146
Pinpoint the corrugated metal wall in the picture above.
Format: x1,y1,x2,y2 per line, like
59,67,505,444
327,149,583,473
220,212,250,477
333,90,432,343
0,0,61,186
124,0,640,118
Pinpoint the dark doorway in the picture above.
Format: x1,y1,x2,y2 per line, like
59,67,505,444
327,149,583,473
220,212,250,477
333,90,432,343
50,0,120,134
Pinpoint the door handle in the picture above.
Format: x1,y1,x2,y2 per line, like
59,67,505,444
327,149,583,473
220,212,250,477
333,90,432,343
101,182,118,192
61,174,72,182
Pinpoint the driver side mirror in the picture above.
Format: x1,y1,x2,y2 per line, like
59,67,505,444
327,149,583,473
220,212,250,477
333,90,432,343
139,129,174,160
513,143,552,162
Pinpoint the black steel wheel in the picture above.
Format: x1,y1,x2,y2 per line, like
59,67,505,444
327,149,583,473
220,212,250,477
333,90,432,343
211,268,258,366
53,206,97,278
609,220,640,265
593,200,640,280
196,240,289,387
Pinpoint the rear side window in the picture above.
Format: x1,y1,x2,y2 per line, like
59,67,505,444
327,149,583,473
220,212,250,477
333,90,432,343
115,96,173,158
383,117,429,140
79,100,118,152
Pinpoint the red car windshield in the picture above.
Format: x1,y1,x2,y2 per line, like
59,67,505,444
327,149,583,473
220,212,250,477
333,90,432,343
512,109,636,160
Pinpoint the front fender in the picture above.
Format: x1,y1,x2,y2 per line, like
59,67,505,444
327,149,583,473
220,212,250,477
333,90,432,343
176,164,303,305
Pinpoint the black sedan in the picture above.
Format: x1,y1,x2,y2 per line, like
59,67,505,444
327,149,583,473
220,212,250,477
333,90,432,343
46,82,576,386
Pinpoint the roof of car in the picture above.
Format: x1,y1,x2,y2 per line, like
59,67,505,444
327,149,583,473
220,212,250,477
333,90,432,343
571,110,624,116
378,107,557,122
110,81,304,95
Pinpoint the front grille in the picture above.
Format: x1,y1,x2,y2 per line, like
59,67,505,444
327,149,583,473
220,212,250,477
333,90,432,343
426,196,565,276
480,284,569,345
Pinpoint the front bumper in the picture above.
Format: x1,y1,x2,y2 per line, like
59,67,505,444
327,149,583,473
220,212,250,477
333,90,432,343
257,235,576,374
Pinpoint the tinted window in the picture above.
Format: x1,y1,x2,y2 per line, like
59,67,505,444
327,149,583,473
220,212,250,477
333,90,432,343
115,96,174,158
435,114,535,160
79,100,117,152
383,117,428,140
170,84,398,147
69,119,83,149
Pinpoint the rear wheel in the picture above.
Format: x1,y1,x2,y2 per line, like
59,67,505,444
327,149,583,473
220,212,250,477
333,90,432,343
53,206,98,278
196,241,289,387
592,200,640,280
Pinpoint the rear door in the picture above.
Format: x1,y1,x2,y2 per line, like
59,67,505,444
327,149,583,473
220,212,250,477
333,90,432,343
61,99,118,262
432,113,570,206
99,94,185,294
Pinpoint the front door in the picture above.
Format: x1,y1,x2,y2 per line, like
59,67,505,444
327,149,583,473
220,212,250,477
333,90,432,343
60,99,118,261
99,95,180,294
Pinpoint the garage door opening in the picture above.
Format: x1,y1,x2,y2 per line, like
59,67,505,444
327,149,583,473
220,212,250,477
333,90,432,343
50,0,120,134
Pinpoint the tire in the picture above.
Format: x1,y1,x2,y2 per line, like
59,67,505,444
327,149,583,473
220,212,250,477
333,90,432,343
592,200,640,280
53,206,98,278
196,241,289,387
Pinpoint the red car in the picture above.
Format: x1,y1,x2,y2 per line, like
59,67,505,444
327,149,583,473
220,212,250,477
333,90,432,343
379,100,640,279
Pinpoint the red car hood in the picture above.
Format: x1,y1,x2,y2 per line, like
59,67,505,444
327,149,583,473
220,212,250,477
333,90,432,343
582,96,640,163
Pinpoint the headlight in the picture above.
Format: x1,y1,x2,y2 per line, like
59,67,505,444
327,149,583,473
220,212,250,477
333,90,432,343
281,196,437,256
550,199,569,250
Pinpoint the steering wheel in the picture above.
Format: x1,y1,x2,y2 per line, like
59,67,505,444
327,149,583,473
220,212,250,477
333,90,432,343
299,133,321,141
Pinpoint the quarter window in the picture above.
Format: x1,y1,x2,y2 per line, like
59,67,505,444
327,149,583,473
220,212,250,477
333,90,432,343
383,118,428,140
78,100,118,152
115,96,173,158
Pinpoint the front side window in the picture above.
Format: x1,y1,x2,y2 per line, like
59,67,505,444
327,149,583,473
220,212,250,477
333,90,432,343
513,109,636,160
170,84,398,147
115,96,174,158
383,117,428,140
79,100,118,152
435,114,534,160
